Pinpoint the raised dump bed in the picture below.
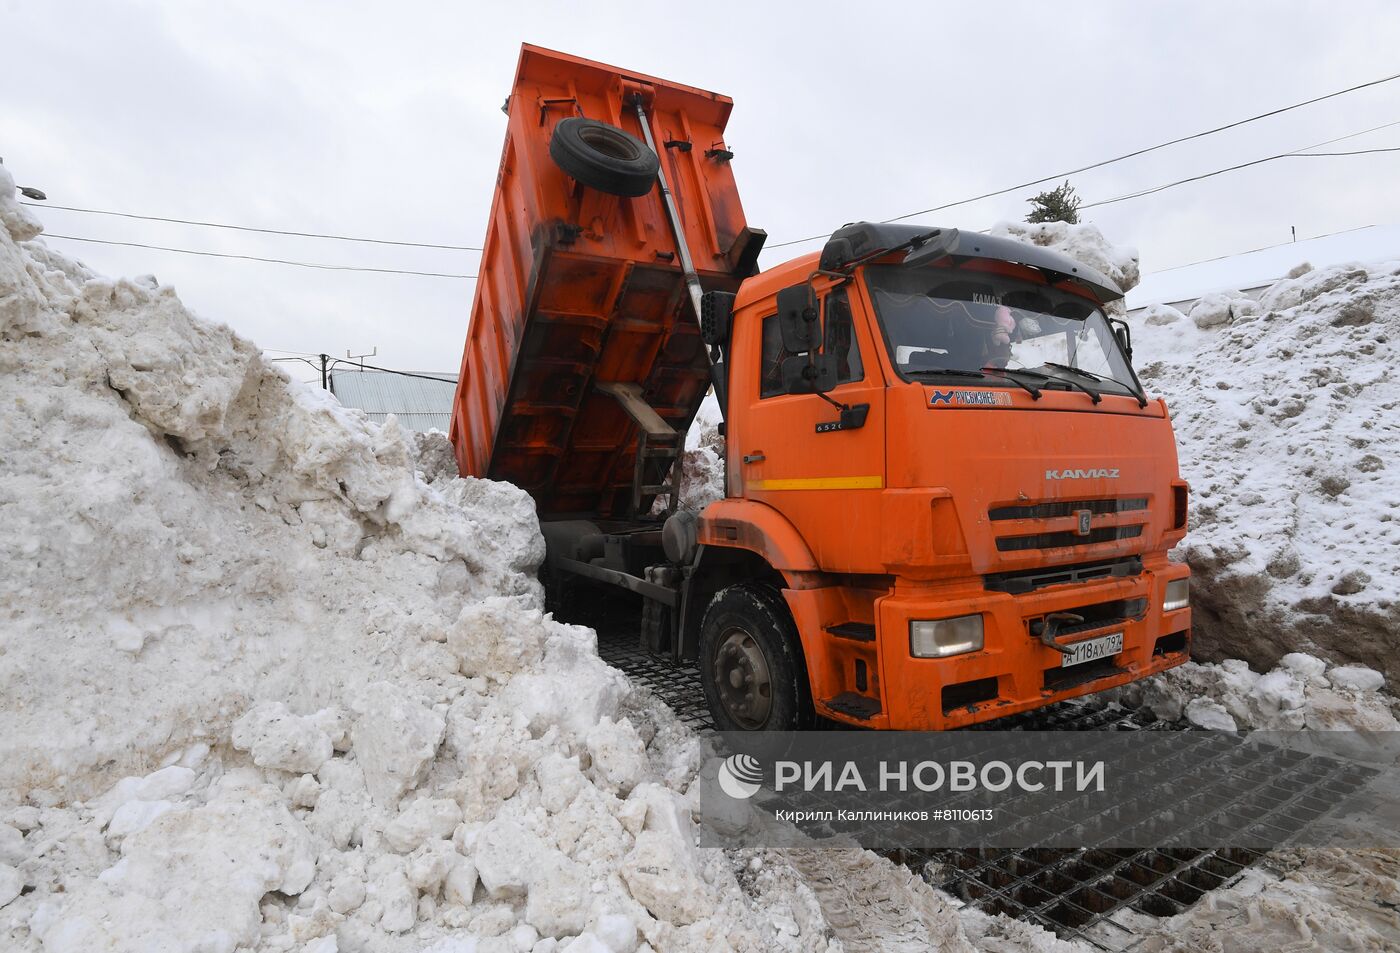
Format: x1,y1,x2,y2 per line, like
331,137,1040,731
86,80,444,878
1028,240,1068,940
450,44,763,518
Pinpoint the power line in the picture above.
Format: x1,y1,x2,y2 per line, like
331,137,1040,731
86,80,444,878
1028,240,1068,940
41,234,477,279
326,359,458,384
1082,143,1400,211
766,69,1400,249
22,202,482,251
1143,223,1377,275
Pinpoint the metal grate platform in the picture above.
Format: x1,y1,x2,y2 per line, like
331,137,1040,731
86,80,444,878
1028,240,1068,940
901,846,1268,949
574,594,1362,949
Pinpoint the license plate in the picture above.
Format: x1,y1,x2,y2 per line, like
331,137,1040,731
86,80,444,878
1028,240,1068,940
1061,632,1123,668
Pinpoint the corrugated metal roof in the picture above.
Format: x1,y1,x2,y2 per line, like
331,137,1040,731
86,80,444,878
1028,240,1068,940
1127,224,1400,311
328,369,457,433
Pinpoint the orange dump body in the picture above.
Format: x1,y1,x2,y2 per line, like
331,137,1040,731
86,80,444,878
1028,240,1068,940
449,44,763,517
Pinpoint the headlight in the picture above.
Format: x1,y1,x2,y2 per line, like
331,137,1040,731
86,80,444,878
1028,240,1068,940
910,615,984,658
1163,578,1190,612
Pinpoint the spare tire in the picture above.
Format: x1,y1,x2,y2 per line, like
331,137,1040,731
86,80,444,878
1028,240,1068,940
548,117,659,198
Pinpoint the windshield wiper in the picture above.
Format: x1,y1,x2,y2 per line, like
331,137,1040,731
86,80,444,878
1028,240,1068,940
1007,364,1101,405
1041,362,1147,408
906,367,1042,400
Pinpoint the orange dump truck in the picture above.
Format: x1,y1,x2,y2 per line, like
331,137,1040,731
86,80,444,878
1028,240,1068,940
450,45,1191,731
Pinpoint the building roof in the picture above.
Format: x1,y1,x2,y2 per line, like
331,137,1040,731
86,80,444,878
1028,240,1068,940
1127,224,1400,311
328,368,457,433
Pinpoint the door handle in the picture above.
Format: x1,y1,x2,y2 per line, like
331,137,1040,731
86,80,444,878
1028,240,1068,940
742,452,765,464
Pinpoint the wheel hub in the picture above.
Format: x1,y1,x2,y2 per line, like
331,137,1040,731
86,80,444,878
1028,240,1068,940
712,627,773,729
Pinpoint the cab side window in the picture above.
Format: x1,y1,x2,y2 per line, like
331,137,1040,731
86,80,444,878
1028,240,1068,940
759,288,864,398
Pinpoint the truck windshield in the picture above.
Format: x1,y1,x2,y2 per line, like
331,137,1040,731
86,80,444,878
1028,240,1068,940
864,264,1141,399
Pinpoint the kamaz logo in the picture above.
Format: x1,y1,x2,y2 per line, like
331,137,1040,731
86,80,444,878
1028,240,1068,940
1045,468,1120,480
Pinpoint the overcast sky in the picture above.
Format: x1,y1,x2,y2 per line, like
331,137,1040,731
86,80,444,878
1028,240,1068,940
6,1,1400,376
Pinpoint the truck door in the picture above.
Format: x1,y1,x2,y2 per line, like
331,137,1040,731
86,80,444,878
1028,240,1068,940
732,284,887,571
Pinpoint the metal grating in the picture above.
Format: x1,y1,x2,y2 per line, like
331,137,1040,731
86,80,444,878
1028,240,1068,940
578,597,1367,949
899,845,1268,950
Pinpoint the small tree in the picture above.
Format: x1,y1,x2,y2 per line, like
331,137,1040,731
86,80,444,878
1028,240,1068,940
1025,181,1081,224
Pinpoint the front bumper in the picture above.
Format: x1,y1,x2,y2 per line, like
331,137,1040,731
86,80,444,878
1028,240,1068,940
879,563,1190,729
796,561,1190,730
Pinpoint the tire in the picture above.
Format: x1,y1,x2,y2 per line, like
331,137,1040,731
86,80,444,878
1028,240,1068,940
699,584,813,731
548,117,659,198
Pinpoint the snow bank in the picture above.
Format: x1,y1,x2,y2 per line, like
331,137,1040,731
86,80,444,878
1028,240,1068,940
1001,223,1400,685
0,168,1045,953
1112,653,1397,733
1135,258,1400,682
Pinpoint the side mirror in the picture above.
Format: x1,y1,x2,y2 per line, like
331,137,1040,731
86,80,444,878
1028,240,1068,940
776,284,820,353
780,354,839,394
1110,317,1133,361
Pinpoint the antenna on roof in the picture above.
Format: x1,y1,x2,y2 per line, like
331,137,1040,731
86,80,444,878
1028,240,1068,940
1291,225,1297,243
346,347,377,370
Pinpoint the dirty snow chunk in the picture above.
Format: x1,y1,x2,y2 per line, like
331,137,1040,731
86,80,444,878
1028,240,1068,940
473,818,539,898
350,682,446,808
1279,652,1328,682
406,841,458,892
534,753,586,814
327,876,366,915
0,863,21,909
304,935,339,953
39,783,315,953
1184,697,1237,732
1252,669,1306,724
449,596,546,680
1330,665,1385,693
0,823,24,865
385,797,462,853
1140,303,1185,326
593,913,638,953
585,717,648,795
564,934,612,953
524,855,589,937
620,830,713,926
232,702,335,774
1188,290,1258,329
443,858,478,908
501,666,627,737
377,868,417,933
106,798,180,838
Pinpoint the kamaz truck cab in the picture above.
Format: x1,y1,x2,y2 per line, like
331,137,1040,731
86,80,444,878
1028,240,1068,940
688,223,1191,730
450,45,1192,732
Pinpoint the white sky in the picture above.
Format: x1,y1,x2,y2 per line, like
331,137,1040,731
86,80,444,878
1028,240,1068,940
6,0,1400,375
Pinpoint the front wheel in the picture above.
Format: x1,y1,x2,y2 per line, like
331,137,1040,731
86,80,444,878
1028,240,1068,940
699,584,813,731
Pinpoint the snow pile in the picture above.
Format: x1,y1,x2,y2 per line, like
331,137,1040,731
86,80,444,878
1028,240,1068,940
1111,653,1397,733
987,221,1141,313
0,167,868,953
1133,258,1400,683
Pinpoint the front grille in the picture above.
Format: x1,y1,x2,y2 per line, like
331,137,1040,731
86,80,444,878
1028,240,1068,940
989,497,1148,521
1028,597,1148,640
996,524,1143,552
985,556,1143,594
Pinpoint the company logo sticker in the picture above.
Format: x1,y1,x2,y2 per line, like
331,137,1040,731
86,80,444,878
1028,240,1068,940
717,753,763,799
929,390,1014,407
